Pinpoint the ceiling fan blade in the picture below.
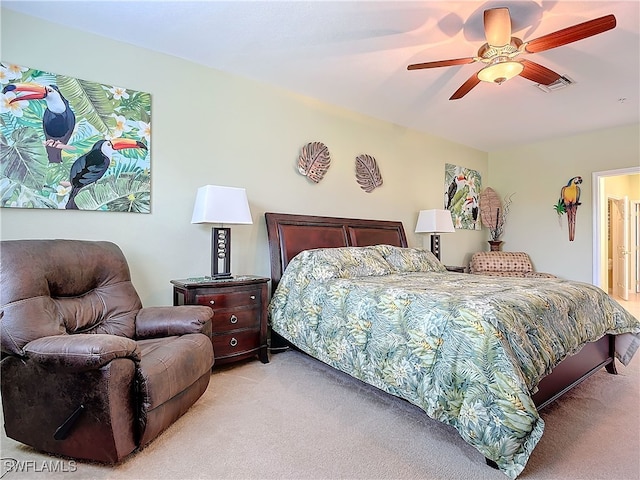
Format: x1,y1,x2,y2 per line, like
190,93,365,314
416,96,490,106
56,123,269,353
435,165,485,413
449,73,481,100
407,57,476,70
525,14,616,53
484,7,512,46
519,59,561,85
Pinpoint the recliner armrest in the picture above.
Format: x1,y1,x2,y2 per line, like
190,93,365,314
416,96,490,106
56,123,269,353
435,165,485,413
23,334,140,372
135,306,213,340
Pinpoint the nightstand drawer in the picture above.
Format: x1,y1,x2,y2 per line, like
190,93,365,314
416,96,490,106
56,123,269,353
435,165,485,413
195,289,261,309
212,309,259,332
213,331,261,359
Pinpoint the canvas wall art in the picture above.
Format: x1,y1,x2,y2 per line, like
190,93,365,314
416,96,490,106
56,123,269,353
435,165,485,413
0,62,151,212
444,163,481,230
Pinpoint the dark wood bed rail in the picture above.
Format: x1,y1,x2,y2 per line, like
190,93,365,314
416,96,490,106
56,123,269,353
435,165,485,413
532,334,616,409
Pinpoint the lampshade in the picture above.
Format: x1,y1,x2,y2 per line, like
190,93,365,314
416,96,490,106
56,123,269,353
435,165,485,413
191,185,252,279
415,209,455,234
477,59,523,84
191,185,252,225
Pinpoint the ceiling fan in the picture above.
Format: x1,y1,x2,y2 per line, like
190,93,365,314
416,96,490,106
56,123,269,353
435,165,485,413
407,8,616,100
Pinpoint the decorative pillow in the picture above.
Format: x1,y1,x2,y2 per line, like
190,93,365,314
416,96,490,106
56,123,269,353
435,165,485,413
469,252,534,274
289,246,394,281
374,244,447,273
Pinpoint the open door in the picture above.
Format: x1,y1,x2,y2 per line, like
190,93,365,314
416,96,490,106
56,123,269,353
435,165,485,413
611,196,630,301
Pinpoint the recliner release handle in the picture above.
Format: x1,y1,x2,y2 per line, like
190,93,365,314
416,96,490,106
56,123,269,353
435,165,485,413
54,404,85,440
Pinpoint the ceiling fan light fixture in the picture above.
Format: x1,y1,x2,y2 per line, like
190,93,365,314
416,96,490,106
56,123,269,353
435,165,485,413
477,60,523,84
408,11,615,100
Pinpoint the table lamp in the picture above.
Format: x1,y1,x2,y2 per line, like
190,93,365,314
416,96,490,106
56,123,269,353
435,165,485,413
415,209,455,260
191,185,252,278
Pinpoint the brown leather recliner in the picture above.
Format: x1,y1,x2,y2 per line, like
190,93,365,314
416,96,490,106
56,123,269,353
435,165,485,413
0,239,214,463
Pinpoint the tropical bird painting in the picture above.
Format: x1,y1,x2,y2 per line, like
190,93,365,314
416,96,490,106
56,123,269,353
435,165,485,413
0,62,151,212
444,163,481,230
66,138,148,209
2,83,76,163
555,176,582,241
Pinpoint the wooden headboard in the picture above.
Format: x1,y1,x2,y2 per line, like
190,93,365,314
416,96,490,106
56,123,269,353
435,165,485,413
265,212,408,292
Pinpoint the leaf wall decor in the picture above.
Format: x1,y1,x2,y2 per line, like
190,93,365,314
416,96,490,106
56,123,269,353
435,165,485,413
479,187,501,229
355,154,383,193
297,141,331,183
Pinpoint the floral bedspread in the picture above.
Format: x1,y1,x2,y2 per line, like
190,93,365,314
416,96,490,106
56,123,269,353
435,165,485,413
268,245,640,478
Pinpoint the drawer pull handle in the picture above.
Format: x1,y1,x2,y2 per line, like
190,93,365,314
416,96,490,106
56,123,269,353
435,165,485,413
209,300,215,305
230,314,238,324
230,337,238,347
250,295,256,300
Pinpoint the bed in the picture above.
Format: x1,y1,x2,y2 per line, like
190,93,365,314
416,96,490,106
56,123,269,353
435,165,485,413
265,212,640,478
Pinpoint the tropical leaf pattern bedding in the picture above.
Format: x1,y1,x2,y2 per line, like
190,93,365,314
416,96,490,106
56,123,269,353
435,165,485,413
268,245,640,478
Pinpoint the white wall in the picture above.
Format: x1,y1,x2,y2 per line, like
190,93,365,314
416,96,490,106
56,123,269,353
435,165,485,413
1,9,487,306
488,125,640,283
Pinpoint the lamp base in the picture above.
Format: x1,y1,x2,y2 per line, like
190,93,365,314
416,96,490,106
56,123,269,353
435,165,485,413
430,234,441,261
211,227,232,278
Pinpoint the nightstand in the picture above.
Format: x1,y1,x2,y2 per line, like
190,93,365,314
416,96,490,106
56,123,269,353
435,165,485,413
171,275,269,365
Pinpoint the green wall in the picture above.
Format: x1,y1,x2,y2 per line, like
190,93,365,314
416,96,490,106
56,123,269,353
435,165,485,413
2,9,638,305
1,9,487,305
488,125,639,283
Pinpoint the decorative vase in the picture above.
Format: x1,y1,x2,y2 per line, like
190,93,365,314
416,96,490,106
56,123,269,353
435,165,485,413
488,240,503,251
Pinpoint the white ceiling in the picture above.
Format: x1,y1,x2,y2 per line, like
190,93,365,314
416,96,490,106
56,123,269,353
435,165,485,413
5,1,639,152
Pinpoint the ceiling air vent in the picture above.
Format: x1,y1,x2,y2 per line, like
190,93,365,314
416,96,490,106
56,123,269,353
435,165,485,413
535,75,575,93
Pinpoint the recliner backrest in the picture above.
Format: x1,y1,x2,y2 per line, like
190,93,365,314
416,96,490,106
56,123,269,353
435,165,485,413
1,239,142,355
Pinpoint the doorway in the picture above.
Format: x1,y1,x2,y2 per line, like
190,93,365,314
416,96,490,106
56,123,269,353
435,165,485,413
593,167,640,318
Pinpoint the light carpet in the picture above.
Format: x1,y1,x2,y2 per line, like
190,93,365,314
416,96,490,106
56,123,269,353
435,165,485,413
1,348,638,480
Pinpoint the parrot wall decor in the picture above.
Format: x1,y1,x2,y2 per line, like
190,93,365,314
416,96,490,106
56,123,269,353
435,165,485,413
1,62,151,212
555,176,582,241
